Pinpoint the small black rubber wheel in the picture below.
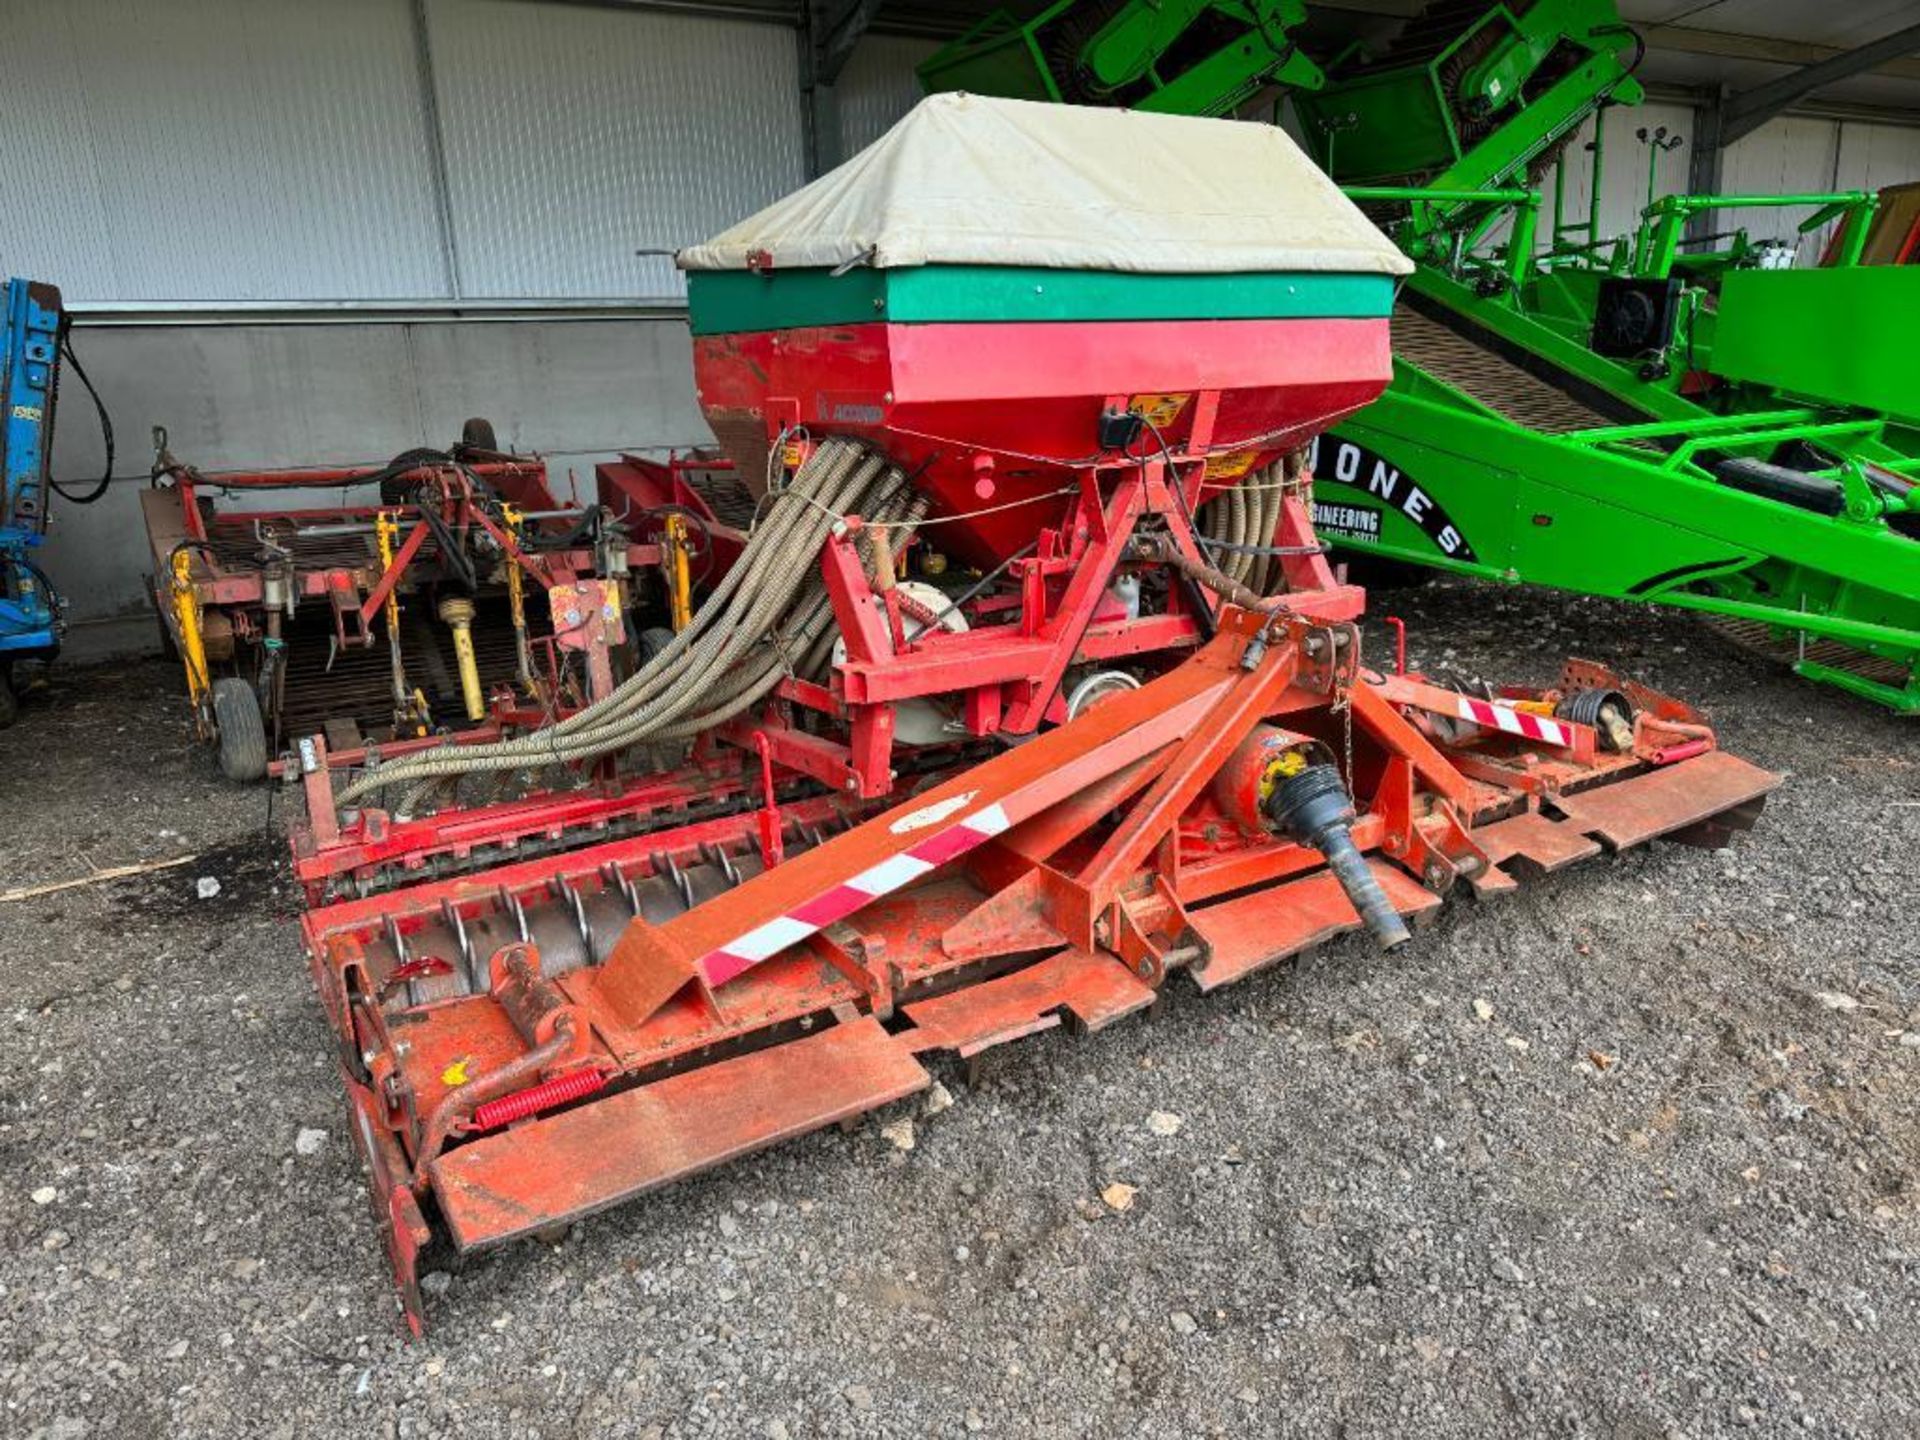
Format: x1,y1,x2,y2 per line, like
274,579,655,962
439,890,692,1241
460,416,500,453
636,625,677,665
0,666,17,729
211,676,269,782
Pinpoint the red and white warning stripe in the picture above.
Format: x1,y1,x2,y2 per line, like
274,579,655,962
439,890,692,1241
1455,695,1573,748
697,801,1013,986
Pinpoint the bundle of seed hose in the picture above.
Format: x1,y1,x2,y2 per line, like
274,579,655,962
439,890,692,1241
1197,460,1289,597
337,436,914,808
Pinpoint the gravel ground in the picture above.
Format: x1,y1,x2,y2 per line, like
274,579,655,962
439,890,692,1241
2,580,1917,1440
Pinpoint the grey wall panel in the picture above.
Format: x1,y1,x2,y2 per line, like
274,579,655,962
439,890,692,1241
425,0,806,301
835,36,940,159
40,318,713,626
1836,120,1920,192
0,6,120,299
1719,115,1844,263
0,0,449,302
407,321,706,456
1540,102,1696,254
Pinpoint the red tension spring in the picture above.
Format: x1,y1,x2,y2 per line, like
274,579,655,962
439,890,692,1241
471,1068,608,1131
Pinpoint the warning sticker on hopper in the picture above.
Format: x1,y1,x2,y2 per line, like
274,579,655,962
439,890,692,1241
1127,394,1190,428
1204,450,1258,481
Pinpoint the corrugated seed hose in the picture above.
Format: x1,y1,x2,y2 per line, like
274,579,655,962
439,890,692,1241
1199,461,1291,594
336,436,914,809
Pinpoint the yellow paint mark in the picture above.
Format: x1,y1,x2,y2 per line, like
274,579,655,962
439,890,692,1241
441,1058,472,1088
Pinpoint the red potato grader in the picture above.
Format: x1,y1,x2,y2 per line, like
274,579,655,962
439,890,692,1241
288,97,1779,1332
143,423,744,780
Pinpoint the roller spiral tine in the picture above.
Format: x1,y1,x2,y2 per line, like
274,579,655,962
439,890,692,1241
384,915,418,1006
655,850,695,912
601,860,642,916
498,884,531,944
552,875,594,959
384,914,410,966
440,897,476,990
701,841,742,888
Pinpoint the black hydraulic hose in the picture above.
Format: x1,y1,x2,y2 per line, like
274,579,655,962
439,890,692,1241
167,538,218,565
19,555,64,621
416,502,479,591
528,502,605,554
367,447,461,500
160,446,463,494
906,538,1038,634
50,330,115,505
1594,24,1647,81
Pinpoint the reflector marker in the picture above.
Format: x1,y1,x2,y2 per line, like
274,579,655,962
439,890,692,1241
696,802,1015,987
717,914,817,966
1455,696,1573,748
847,851,937,896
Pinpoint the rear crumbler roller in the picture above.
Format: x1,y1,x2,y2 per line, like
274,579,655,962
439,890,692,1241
362,818,847,1006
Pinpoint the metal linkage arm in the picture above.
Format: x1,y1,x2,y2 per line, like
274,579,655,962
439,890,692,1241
589,612,1300,1027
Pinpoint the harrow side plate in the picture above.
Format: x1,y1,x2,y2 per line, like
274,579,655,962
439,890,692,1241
429,1016,929,1251
1548,751,1780,850
902,946,1158,1057
1187,860,1443,993
1473,811,1605,874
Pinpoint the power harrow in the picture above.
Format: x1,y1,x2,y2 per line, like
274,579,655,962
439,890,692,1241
287,95,1778,1332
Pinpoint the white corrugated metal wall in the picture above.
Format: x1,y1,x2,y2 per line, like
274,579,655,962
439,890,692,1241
8,4,1917,306
425,0,807,300
0,0,814,306
1545,102,1699,249
0,0,448,300
1543,107,1920,264
834,34,940,158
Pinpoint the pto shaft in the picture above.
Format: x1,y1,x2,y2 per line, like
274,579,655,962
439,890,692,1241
438,595,485,722
1267,764,1410,951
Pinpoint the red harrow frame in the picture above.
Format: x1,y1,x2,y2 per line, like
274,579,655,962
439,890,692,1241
293,470,1777,1332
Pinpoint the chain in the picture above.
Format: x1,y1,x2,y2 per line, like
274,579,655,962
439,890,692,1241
1324,619,1357,786
1344,690,1354,786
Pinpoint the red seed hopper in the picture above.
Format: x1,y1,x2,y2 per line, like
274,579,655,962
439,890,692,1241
288,95,1779,1332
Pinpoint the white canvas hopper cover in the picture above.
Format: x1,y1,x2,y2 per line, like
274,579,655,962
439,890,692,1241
678,93,1413,279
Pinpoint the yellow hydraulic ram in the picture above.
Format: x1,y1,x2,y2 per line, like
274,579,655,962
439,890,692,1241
501,502,536,693
664,512,693,632
375,511,431,736
169,547,212,735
